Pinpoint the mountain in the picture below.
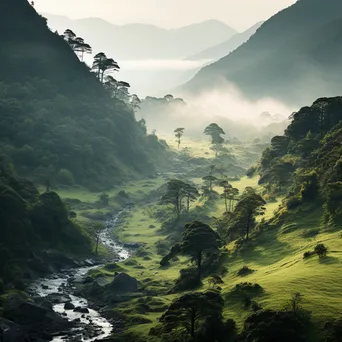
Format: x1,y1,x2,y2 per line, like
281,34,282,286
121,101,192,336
0,0,167,190
44,15,237,60
187,21,264,62
181,0,342,106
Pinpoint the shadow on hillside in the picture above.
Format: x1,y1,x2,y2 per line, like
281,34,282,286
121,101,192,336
319,256,340,265
238,229,291,266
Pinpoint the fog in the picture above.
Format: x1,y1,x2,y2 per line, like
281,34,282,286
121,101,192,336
138,82,295,142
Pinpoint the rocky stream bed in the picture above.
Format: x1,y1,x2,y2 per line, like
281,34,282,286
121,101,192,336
27,211,131,342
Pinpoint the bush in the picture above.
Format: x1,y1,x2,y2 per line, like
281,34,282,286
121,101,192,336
155,239,169,255
208,275,224,288
56,168,75,186
251,300,263,312
171,268,201,293
240,309,310,342
98,193,110,206
286,196,302,210
303,251,315,259
237,266,255,276
246,166,257,177
231,282,263,297
314,243,327,258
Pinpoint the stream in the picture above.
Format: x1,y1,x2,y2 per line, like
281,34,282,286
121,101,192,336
28,211,130,341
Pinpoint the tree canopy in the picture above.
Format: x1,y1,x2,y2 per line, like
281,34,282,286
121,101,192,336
204,123,225,144
159,290,224,339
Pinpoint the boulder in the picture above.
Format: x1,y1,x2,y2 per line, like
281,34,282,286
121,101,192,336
41,300,53,311
108,273,138,293
73,307,89,314
5,302,48,325
64,302,75,310
46,293,71,304
0,318,30,342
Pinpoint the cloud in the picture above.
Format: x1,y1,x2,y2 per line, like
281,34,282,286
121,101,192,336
120,59,210,71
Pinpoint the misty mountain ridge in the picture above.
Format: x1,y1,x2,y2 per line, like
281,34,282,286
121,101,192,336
44,14,237,60
181,0,342,106
187,21,264,61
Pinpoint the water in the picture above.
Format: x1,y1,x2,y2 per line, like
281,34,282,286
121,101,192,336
29,211,129,341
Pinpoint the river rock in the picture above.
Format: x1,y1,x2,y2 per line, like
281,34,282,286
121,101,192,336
0,318,30,341
41,300,53,311
64,302,75,310
123,242,142,249
108,273,138,293
46,293,71,304
5,302,48,325
74,307,89,314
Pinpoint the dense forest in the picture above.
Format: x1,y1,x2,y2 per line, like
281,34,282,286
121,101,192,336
0,0,167,191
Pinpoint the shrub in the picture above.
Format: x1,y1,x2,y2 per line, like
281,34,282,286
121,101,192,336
246,166,257,178
240,309,310,342
251,301,263,312
208,275,224,288
286,196,302,210
237,266,255,276
303,251,315,259
231,282,263,297
171,268,201,293
56,168,75,186
98,193,110,206
314,243,327,258
155,239,169,255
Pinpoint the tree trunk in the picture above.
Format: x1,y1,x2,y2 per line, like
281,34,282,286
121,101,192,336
176,193,180,219
190,308,196,338
95,235,99,255
197,251,202,276
187,196,190,213
224,196,228,212
246,213,252,240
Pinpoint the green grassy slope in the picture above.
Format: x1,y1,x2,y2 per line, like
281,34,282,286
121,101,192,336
82,134,342,341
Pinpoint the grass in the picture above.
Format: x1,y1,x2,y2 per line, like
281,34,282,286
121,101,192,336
52,136,342,341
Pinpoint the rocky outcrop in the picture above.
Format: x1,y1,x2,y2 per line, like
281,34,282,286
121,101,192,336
108,273,138,294
0,318,30,342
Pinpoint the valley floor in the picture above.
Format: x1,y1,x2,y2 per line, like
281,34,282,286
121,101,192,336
57,137,342,341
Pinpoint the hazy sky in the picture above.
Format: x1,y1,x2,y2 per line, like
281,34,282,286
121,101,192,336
35,0,296,31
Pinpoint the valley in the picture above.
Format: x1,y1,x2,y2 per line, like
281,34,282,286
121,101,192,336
1,0,342,341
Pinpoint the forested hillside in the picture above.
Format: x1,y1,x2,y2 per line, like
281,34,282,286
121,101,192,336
182,0,342,106
0,0,166,190
258,96,342,226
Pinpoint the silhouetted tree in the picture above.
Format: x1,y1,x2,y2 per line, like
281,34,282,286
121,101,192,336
90,222,105,255
164,94,174,102
204,123,225,144
183,184,199,213
235,187,266,240
160,180,187,218
202,175,217,192
174,128,185,149
92,52,120,83
159,291,224,339
131,94,141,113
176,221,221,274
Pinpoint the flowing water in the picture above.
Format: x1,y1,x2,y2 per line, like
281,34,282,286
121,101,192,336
29,211,130,341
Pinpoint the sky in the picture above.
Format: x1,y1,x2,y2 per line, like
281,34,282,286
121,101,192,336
35,0,297,31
